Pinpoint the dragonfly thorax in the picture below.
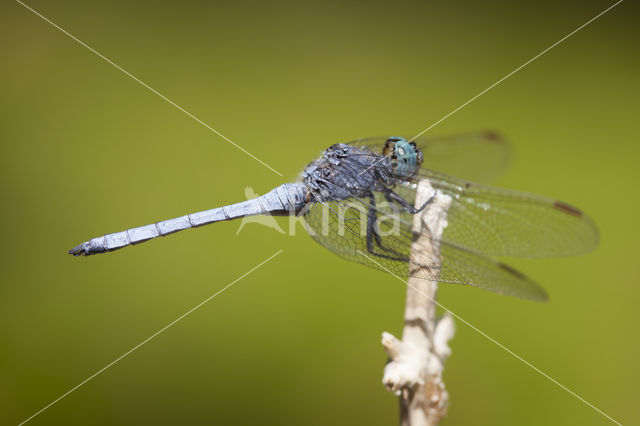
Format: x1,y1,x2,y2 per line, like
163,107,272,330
302,143,395,203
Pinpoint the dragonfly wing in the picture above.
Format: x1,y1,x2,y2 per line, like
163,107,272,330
396,170,599,258
348,131,510,183
302,195,422,278
439,243,547,301
303,195,547,301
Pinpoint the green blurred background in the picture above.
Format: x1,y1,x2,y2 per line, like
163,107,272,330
2,0,638,424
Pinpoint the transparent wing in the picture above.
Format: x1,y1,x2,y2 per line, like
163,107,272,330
349,131,510,183
303,195,548,301
393,170,599,258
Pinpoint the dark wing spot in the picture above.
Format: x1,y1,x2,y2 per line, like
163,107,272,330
484,131,500,141
553,201,583,217
498,262,527,279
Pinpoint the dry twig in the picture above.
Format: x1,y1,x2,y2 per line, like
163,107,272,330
381,180,456,426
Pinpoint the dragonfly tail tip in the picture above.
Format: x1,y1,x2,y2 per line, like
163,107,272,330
68,243,88,257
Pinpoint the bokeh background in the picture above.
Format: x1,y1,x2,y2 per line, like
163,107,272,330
2,0,638,425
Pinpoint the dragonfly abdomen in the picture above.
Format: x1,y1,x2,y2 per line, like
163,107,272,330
69,183,306,256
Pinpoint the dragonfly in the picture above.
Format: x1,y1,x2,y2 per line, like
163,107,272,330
69,131,598,301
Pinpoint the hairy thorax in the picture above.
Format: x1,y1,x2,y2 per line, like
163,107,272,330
302,143,394,203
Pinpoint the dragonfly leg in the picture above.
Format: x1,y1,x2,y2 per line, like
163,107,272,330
365,196,383,252
365,194,409,262
384,188,436,214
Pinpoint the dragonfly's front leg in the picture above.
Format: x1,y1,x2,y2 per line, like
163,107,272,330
384,188,436,214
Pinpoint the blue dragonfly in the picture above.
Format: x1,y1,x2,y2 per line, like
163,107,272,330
69,132,598,301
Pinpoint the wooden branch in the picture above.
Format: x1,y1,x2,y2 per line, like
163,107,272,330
381,179,456,426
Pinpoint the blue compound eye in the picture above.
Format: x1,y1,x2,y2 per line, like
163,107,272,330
392,139,421,178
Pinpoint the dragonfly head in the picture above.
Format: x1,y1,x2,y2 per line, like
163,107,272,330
383,137,423,178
